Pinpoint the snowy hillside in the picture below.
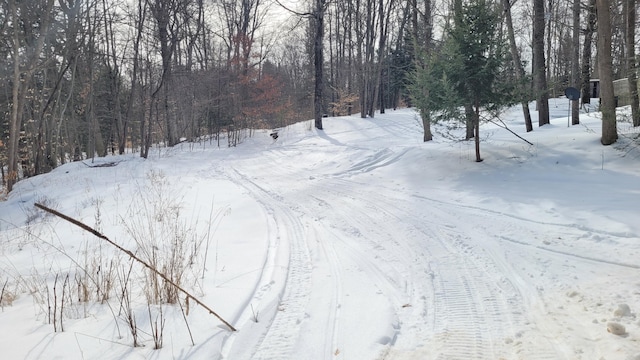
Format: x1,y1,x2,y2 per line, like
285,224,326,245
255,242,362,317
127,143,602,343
1,99,639,360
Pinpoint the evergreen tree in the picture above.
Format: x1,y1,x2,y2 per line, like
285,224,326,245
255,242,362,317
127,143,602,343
410,0,514,161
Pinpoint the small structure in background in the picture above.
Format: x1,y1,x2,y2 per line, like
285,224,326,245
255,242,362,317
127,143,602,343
589,79,600,98
590,78,640,107
612,78,640,107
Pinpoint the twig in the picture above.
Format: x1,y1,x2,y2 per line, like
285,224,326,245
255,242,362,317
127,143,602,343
34,203,237,332
0,279,7,308
273,0,313,17
177,296,195,346
61,274,69,332
486,117,534,145
53,273,59,332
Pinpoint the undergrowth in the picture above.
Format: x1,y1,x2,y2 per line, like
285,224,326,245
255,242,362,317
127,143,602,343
2,169,227,349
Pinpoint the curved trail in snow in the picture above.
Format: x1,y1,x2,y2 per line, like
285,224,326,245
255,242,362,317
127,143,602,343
219,167,315,360
218,116,640,359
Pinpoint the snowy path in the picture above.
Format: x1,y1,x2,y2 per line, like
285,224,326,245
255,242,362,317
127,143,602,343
2,105,639,360
216,111,640,359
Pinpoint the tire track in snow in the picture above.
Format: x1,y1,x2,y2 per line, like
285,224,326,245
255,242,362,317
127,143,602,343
223,168,314,360
217,147,563,358
307,179,560,359
331,147,412,177
311,224,343,357
498,235,640,269
411,193,637,240
433,227,560,360
305,185,461,352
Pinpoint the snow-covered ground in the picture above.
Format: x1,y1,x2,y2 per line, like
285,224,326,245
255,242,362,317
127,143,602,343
1,99,639,360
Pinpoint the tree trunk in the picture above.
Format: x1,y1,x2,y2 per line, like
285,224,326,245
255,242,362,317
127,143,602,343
474,97,482,162
372,0,395,116
533,0,550,126
581,0,596,105
314,0,326,130
421,110,433,142
7,0,55,192
596,0,618,145
626,0,640,127
151,0,179,146
502,0,533,132
7,0,22,193
465,102,475,140
129,0,145,156
413,0,432,141
571,0,580,125
102,0,126,154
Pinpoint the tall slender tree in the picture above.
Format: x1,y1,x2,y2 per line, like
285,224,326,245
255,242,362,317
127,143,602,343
7,0,56,192
412,0,433,142
502,0,533,132
570,0,580,125
580,0,596,105
533,0,550,126
596,0,618,145
313,0,327,129
625,0,639,127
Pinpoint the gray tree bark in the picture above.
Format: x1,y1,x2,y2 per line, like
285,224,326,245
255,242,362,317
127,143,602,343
7,0,55,192
313,0,327,130
502,0,533,132
626,0,640,127
414,0,433,142
571,0,580,125
580,0,596,105
596,0,618,145
533,0,550,126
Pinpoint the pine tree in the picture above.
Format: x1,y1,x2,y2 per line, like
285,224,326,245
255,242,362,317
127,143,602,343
410,0,513,161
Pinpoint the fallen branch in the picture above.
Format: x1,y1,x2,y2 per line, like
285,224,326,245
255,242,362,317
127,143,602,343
34,202,236,332
486,117,534,146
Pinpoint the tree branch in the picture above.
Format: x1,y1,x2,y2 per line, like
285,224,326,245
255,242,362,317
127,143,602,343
273,0,313,17
484,116,534,146
34,202,237,332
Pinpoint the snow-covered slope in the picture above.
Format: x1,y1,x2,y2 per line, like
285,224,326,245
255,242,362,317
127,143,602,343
1,99,639,360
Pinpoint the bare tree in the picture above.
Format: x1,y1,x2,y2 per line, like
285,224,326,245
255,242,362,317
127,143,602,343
312,0,328,129
149,0,189,147
125,0,147,157
7,0,56,192
412,0,433,142
533,0,550,126
277,0,328,129
570,0,580,125
502,0,533,132
625,0,639,127
580,0,596,105
596,0,618,145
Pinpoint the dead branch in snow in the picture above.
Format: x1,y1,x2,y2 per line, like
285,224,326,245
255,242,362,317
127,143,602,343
483,115,534,146
34,202,237,332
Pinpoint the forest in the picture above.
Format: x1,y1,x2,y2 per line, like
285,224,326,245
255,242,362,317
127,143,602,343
1,0,639,193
